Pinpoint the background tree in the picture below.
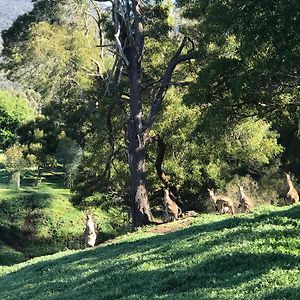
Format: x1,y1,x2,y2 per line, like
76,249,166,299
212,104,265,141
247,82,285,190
56,132,82,188
178,0,300,175
4,144,29,190
0,89,33,149
2,0,104,111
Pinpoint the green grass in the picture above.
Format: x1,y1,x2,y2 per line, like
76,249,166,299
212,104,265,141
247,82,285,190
0,240,25,266
0,205,300,299
0,168,125,265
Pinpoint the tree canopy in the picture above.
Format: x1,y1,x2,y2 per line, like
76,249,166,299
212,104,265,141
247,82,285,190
0,89,33,149
1,0,298,226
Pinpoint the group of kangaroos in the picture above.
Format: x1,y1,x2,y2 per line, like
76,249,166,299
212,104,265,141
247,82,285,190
208,173,299,215
83,172,299,248
163,171,299,219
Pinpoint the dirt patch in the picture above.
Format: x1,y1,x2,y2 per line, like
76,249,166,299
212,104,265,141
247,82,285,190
97,213,198,247
147,218,193,234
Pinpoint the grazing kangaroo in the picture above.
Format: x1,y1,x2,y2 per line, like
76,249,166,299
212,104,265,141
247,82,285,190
83,214,97,248
208,188,235,215
163,187,182,221
284,172,299,205
238,185,254,213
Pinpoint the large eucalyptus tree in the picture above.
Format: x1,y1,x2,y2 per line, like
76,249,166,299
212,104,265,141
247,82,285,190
95,0,195,227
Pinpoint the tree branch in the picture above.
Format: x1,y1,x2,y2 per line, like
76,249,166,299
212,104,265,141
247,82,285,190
103,100,117,178
144,37,196,132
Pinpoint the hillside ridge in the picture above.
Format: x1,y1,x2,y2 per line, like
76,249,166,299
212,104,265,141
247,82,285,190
0,0,33,48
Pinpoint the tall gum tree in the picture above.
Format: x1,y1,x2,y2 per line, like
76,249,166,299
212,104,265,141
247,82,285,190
95,0,195,227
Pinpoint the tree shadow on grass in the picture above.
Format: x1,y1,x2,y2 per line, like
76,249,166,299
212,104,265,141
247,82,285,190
260,286,300,300
0,205,300,299
0,191,56,265
0,244,299,299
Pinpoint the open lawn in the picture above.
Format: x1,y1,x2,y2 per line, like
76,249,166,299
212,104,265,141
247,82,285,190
0,205,300,299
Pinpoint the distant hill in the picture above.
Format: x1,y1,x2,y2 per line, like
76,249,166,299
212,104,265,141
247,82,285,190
0,0,33,49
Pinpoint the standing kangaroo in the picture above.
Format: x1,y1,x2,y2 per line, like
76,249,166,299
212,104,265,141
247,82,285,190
284,172,299,205
208,188,235,215
83,214,97,248
163,187,182,221
238,185,254,213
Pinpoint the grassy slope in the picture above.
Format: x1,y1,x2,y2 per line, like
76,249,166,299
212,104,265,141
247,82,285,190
0,172,84,261
0,205,300,300
0,166,120,265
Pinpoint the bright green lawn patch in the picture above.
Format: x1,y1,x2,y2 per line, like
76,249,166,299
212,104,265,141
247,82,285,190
0,170,124,265
0,205,300,299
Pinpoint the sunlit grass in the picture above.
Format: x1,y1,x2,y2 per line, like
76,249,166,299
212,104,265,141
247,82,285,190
1,205,300,299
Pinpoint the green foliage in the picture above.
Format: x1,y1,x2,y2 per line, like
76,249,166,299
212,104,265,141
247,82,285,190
0,89,33,149
3,144,28,173
1,206,300,299
0,89,33,121
224,118,283,166
203,118,283,185
2,0,102,108
179,0,300,176
56,133,82,187
5,20,96,102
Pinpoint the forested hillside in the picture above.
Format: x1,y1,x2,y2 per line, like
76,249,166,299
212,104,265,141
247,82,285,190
0,0,32,48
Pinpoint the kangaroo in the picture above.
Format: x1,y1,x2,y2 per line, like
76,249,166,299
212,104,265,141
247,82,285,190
238,185,254,213
284,172,299,205
163,187,182,221
83,214,97,248
208,188,235,215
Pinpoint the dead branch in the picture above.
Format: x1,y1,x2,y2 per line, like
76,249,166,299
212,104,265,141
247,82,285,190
144,37,196,132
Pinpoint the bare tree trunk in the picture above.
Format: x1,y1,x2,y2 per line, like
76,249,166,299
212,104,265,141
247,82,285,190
34,166,42,187
10,171,20,190
127,36,153,227
154,135,169,187
128,134,153,227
